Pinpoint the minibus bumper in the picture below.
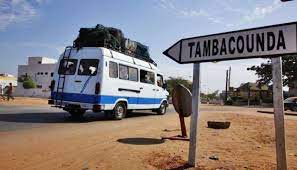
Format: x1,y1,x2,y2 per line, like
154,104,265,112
49,99,101,110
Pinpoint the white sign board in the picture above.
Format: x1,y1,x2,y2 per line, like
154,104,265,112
163,22,297,63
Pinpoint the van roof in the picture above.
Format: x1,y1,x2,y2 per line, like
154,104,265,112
69,47,161,73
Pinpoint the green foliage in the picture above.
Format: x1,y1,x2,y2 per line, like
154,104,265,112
18,75,26,82
225,99,233,105
165,77,192,96
201,90,220,100
247,55,297,86
22,76,37,89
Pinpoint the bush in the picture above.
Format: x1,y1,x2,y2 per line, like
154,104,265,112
165,77,192,96
225,99,233,105
22,76,37,89
18,75,26,82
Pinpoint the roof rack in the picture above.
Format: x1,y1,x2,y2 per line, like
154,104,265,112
103,40,157,66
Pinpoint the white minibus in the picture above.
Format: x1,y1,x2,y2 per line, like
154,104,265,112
49,46,169,120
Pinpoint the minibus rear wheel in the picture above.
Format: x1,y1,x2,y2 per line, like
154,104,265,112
112,102,127,120
68,109,86,118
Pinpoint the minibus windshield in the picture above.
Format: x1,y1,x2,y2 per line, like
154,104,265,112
58,59,78,75
78,59,99,76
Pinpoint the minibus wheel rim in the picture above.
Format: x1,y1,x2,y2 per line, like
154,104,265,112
160,104,166,114
116,105,124,117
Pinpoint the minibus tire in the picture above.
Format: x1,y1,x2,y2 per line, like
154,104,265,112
68,109,86,118
157,102,167,115
112,102,127,120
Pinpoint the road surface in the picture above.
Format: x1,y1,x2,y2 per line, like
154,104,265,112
0,105,177,132
1,104,297,169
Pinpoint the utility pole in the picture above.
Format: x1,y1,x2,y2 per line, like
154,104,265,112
225,70,229,102
228,67,231,90
247,82,251,107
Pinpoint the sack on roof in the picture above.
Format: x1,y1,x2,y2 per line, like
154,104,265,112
73,24,156,65
73,24,124,51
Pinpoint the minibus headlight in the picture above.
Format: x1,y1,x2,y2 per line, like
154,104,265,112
95,82,101,94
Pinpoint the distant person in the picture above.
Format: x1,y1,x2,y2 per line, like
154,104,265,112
6,83,14,101
0,85,5,100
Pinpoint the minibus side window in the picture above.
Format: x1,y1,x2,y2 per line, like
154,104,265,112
119,65,129,80
109,61,118,78
128,67,138,82
157,74,164,87
58,59,78,75
78,59,99,76
140,70,155,84
119,64,138,82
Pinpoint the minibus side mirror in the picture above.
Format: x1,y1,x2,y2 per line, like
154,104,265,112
162,83,167,89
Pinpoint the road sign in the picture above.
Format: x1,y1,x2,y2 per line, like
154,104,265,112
162,84,192,141
163,22,295,169
172,84,192,117
163,22,297,64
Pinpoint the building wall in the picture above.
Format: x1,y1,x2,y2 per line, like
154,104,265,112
28,57,57,65
15,57,57,98
16,83,51,98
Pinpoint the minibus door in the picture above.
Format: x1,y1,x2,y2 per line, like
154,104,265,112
138,70,156,108
57,58,78,94
155,74,165,107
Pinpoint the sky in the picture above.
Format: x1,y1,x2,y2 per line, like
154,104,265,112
0,0,297,93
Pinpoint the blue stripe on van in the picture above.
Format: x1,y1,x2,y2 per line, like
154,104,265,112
51,92,164,105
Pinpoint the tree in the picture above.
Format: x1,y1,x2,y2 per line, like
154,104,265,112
201,90,219,100
165,77,192,96
247,55,297,89
207,90,220,100
22,76,37,89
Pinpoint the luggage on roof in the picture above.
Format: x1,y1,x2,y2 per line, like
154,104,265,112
73,24,124,51
73,24,156,65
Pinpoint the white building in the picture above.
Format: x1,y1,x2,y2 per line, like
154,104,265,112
0,74,17,94
15,57,57,98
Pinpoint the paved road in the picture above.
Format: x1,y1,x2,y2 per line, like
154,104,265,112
0,105,176,132
1,104,296,132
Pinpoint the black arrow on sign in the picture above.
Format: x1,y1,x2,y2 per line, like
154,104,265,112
163,40,183,64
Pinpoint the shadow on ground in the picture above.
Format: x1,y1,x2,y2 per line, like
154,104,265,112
257,110,297,116
0,111,157,124
117,138,165,145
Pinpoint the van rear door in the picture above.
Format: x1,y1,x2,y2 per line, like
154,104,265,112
56,49,101,104
70,59,99,103
57,58,78,93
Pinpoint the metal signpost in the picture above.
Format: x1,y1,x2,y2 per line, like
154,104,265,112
163,22,297,169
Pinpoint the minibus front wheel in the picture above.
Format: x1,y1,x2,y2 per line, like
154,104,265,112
156,102,167,115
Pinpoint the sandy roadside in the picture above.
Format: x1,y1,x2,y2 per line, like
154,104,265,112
0,105,296,169
0,97,48,106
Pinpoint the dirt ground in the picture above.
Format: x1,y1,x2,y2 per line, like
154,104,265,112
0,97,48,106
0,102,297,169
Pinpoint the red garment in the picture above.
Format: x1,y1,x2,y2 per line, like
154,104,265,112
8,85,13,94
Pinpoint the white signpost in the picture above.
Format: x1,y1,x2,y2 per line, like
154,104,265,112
163,22,297,170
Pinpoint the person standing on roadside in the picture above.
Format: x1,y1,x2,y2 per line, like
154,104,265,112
7,83,14,101
0,85,5,100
